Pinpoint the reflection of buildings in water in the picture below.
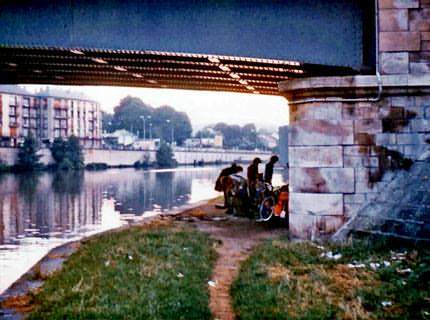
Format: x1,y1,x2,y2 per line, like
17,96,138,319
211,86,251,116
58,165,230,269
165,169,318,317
0,172,103,245
0,167,222,246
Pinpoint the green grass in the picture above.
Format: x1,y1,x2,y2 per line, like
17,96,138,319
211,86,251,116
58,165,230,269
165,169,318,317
231,238,430,320
28,224,217,320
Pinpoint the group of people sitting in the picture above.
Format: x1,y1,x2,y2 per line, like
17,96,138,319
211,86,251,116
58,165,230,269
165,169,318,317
214,155,283,219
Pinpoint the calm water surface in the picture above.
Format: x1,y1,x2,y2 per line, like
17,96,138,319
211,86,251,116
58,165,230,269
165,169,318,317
0,166,287,293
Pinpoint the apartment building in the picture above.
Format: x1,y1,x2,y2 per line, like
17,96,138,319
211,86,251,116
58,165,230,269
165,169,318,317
0,85,101,148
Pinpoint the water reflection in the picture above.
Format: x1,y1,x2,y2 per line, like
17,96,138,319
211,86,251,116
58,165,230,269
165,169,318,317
0,166,287,293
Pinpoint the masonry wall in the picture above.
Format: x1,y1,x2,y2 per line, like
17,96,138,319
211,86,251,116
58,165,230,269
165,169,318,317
279,0,430,239
379,0,430,75
286,90,429,239
0,147,271,167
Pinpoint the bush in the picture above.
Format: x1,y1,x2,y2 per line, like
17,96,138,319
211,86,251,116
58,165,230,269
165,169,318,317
16,134,43,171
86,162,108,170
50,135,84,170
156,143,177,168
134,155,152,169
0,160,10,173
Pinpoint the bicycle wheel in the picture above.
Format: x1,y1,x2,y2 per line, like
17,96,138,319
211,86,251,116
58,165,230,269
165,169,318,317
258,196,274,222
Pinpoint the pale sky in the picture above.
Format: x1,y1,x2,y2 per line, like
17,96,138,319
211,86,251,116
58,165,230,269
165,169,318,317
22,85,289,132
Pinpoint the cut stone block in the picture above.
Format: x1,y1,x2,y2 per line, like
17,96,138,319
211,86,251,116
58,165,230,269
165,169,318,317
380,9,408,31
378,0,419,9
289,192,343,216
379,31,420,51
289,214,345,239
410,62,430,73
289,120,353,146
380,52,409,74
290,168,355,193
289,146,343,167
409,9,430,31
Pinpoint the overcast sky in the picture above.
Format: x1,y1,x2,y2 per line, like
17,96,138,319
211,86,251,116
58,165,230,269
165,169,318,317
22,85,289,132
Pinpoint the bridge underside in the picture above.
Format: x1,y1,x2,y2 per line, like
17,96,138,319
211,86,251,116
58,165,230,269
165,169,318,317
0,0,372,94
0,46,355,95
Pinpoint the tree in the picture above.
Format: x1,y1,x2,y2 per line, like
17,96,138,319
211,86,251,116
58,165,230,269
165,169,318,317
107,96,193,144
101,111,114,133
17,133,42,171
50,136,84,170
211,122,264,150
66,135,84,169
50,138,68,164
213,123,242,149
241,123,258,150
194,127,215,138
156,142,177,168
152,106,192,145
111,96,153,137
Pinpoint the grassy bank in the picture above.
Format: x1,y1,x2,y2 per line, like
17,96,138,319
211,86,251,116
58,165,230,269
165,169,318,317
232,238,430,320
28,224,217,319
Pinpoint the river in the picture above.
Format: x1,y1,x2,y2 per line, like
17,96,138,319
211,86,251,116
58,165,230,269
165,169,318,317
0,166,287,294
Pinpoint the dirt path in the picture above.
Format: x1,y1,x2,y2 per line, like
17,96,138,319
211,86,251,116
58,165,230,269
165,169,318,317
177,201,286,320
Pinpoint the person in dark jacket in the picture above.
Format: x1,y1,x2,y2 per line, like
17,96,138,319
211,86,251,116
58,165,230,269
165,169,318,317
247,157,262,199
264,155,279,184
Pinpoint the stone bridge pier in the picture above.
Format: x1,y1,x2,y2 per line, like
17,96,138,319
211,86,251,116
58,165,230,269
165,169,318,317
280,0,430,239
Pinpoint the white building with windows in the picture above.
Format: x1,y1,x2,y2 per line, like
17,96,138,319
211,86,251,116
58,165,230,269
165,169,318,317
0,85,102,148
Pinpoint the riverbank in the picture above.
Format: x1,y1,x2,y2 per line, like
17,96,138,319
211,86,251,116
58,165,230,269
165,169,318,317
0,146,272,167
0,198,286,319
2,198,429,319
3,222,217,319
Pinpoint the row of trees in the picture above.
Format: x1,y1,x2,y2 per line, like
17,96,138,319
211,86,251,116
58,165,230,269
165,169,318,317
15,134,84,171
195,123,266,150
103,96,272,151
103,96,193,145
14,134,177,171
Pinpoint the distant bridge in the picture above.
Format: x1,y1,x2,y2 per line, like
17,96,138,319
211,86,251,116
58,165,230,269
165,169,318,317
0,0,374,95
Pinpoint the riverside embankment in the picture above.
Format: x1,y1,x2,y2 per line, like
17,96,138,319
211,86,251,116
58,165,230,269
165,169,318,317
0,147,272,167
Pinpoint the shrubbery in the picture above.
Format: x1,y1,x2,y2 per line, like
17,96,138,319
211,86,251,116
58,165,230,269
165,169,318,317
134,154,152,169
0,158,10,173
16,134,43,171
156,143,177,168
50,136,84,170
86,162,108,170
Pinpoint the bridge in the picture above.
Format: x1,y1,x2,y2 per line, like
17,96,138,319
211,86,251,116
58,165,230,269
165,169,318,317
0,0,372,95
1,0,430,241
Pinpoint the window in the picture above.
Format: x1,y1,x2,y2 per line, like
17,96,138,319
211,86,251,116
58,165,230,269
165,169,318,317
23,97,30,107
9,95,16,106
9,116,17,126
